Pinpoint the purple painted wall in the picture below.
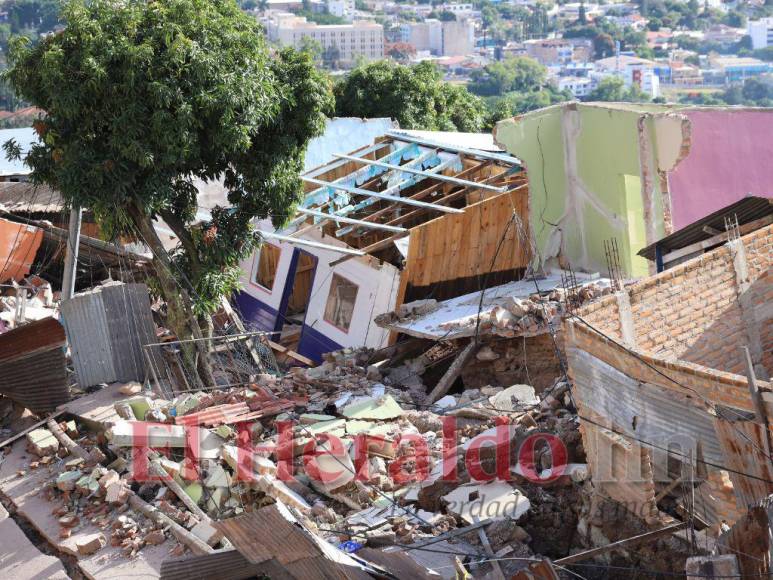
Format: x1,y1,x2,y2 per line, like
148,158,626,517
668,110,773,230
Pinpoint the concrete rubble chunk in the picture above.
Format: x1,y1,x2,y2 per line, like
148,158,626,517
342,394,402,420
26,428,59,457
76,532,106,555
488,384,539,411
191,520,223,547
441,481,530,524
56,470,82,492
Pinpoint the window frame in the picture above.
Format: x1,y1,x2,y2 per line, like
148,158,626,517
322,272,359,334
250,242,282,294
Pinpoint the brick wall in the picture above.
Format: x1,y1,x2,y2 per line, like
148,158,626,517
574,224,772,377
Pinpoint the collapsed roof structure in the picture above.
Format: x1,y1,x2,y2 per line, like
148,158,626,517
235,130,529,362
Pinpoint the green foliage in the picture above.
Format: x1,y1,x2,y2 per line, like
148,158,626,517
679,78,773,107
333,60,485,131
297,9,348,25
428,9,456,21
485,87,572,129
4,0,333,315
586,76,650,103
468,56,547,97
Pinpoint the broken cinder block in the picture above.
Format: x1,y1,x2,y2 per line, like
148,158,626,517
76,533,106,555
26,428,59,457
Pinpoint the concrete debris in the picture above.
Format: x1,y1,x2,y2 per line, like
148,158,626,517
76,533,106,555
26,428,59,456
0,261,731,579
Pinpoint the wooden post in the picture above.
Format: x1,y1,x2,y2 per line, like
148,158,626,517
427,341,478,403
62,206,82,300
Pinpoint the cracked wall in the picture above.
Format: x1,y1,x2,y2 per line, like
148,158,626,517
494,103,687,278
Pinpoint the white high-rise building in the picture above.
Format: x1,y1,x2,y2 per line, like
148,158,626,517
327,0,355,21
748,18,773,50
267,13,384,64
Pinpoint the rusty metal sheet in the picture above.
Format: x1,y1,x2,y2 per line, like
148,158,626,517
713,418,773,509
717,495,772,577
214,504,323,566
215,503,372,579
159,549,264,580
0,317,68,413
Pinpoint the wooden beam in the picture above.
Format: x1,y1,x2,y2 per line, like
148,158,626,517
334,160,493,237
333,153,507,193
428,341,478,402
302,177,464,214
267,339,314,367
328,232,409,267
554,522,689,565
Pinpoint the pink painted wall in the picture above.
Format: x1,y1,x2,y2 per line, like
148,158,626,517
668,110,773,230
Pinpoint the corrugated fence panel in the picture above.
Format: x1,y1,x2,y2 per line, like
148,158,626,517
568,347,726,467
61,282,156,388
101,283,155,382
61,290,116,387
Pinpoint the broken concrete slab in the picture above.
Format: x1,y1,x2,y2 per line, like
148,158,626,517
442,481,530,524
26,428,59,457
0,438,167,579
342,395,402,420
0,503,69,580
191,520,223,547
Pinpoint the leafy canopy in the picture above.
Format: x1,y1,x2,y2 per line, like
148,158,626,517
5,0,333,314
334,60,485,132
468,56,547,97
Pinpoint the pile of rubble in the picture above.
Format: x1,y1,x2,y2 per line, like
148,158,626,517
5,346,592,576
376,279,612,338
0,275,57,331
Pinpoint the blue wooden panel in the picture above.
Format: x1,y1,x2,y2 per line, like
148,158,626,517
233,292,279,332
297,324,343,364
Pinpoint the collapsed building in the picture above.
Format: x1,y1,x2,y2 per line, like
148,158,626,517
567,220,773,574
494,103,773,277
234,131,529,362
0,109,770,579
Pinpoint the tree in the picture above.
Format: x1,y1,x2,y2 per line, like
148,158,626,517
5,0,332,387
486,87,572,128
334,60,485,131
468,56,547,97
587,76,650,102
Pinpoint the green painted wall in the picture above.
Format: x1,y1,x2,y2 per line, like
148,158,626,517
495,103,669,278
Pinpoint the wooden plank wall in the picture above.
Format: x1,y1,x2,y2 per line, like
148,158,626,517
400,188,529,302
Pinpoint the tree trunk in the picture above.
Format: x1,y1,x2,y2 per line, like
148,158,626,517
126,201,215,390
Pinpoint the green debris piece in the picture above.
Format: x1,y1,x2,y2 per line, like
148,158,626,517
345,420,375,435
299,413,336,424
184,482,203,505
298,419,346,437
215,425,234,439
342,395,402,421
127,396,153,421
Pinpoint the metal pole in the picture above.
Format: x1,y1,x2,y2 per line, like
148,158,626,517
61,206,82,300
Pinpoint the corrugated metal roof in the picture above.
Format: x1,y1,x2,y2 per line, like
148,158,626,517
639,196,773,261
160,549,263,580
0,182,64,214
0,317,69,413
